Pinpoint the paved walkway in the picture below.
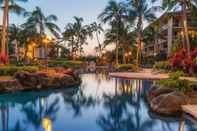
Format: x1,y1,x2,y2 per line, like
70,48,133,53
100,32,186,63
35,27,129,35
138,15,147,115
182,105,197,119
109,69,169,80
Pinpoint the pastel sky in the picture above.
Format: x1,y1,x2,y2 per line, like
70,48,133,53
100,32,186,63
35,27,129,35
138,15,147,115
0,0,161,55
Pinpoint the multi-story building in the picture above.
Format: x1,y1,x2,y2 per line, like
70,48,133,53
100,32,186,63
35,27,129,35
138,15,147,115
143,10,197,58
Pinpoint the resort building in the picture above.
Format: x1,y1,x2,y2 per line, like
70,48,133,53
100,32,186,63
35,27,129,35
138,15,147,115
143,10,197,58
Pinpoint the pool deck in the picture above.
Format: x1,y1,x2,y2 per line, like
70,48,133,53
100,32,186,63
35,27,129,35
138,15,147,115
109,69,197,82
109,69,169,80
182,105,197,120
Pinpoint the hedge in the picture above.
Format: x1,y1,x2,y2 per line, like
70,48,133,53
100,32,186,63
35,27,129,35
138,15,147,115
48,60,83,69
153,61,171,71
115,64,137,72
0,66,39,76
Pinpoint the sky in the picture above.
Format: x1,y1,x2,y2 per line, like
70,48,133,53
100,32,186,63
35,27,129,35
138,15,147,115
0,0,112,56
0,0,161,56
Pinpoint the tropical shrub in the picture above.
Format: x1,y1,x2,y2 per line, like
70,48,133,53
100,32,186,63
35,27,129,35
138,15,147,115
153,61,171,71
169,48,197,75
48,60,83,69
0,66,39,76
156,72,196,93
142,56,155,67
115,64,137,72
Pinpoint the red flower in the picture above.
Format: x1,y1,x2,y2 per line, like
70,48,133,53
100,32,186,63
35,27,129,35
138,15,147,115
169,48,197,74
0,53,8,64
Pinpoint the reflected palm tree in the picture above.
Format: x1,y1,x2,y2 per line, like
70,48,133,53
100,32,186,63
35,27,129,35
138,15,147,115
97,79,156,131
63,88,97,117
11,121,26,131
21,96,60,129
0,103,26,131
0,103,9,131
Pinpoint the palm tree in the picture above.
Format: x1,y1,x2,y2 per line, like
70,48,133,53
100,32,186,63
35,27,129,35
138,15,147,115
9,24,22,60
128,0,158,68
0,0,27,59
154,0,197,55
24,6,61,38
63,16,93,59
90,22,104,57
98,0,128,65
63,23,76,59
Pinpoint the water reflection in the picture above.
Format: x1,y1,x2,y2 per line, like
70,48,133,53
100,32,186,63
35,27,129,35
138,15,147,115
42,117,52,131
0,74,196,131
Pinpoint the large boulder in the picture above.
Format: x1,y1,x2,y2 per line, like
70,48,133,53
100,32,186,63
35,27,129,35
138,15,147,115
187,91,197,104
0,79,23,93
149,91,188,116
147,86,176,102
14,72,47,89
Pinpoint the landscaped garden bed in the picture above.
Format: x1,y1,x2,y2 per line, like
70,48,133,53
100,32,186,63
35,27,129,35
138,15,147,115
147,72,197,116
0,66,81,93
48,60,84,69
114,64,138,72
153,48,197,77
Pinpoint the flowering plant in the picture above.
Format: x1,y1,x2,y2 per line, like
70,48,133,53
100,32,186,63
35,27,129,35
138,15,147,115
169,48,197,75
0,53,8,65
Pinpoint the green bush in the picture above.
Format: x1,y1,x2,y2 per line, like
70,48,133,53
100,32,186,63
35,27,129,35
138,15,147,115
115,64,137,72
153,61,171,71
48,60,83,69
156,72,195,93
0,66,39,76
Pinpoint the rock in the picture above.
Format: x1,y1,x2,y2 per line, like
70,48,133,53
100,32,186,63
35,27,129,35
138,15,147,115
149,91,188,116
14,71,80,91
60,74,76,87
187,91,197,104
0,79,23,93
14,72,47,89
147,86,176,102
55,68,74,76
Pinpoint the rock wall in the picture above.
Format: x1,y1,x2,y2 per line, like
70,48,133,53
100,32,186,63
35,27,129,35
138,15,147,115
0,68,81,93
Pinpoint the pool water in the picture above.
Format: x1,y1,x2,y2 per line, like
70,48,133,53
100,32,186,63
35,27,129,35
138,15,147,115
0,74,196,131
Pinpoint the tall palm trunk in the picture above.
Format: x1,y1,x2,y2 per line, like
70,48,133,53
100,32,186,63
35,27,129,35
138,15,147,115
123,48,126,64
181,0,190,55
136,16,143,68
1,0,9,57
96,31,102,57
136,33,142,68
115,42,119,65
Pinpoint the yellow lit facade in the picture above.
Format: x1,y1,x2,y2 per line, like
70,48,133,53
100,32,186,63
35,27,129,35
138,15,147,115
26,35,54,59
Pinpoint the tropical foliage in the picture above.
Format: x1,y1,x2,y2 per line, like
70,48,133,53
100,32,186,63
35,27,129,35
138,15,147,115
98,0,129,65
63,16,93,59
0,0,28,57
156,71,196,93
170,48,197,75
24,6,61,38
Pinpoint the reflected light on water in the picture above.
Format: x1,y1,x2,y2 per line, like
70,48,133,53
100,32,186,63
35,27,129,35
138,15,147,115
179,115,185,131
42,117,52,131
